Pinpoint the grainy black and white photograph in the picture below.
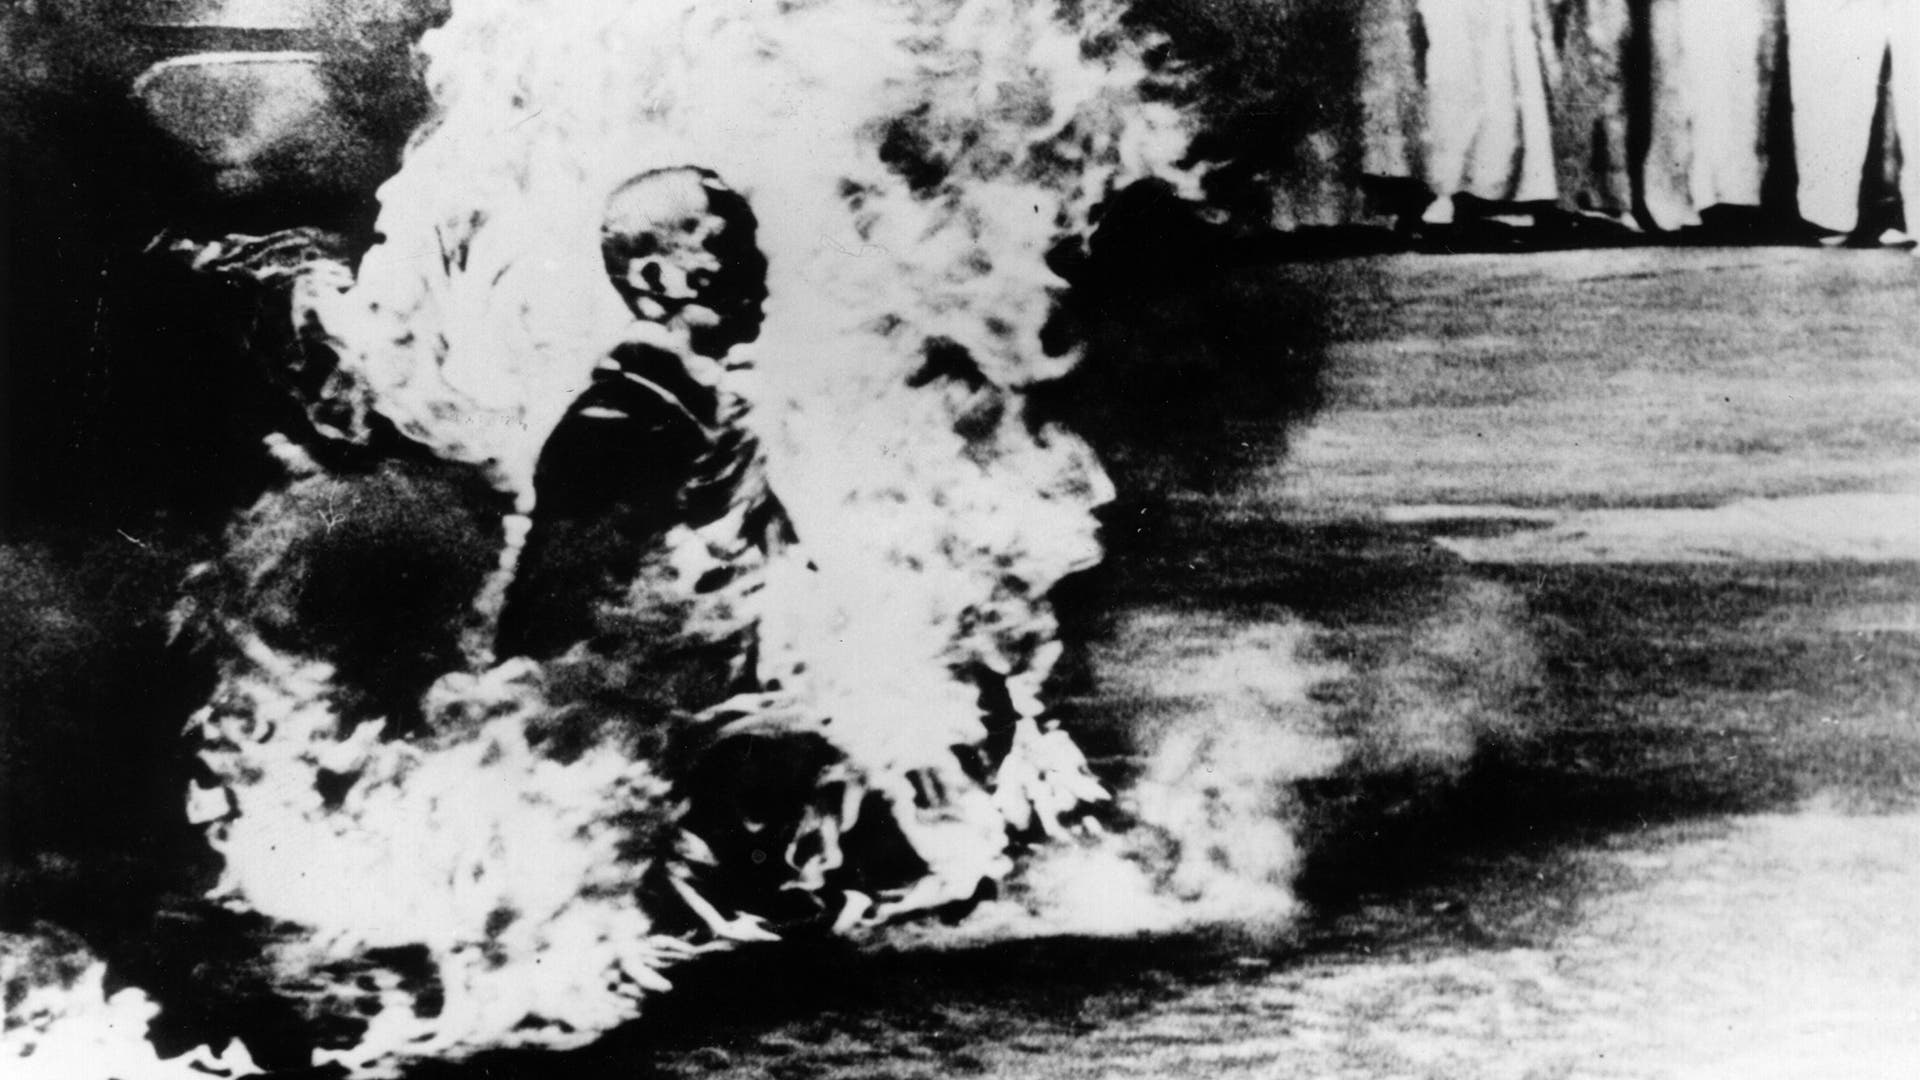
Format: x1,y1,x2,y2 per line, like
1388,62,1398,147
3,1,1918,1077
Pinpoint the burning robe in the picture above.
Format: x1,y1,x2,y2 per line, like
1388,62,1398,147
173,0,1202,1072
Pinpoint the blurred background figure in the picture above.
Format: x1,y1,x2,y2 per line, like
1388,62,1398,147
1545,0,1635,226
1345,0,1904,241
1411,0,1559,224
1785,0,1916,241
1640,0,1779,232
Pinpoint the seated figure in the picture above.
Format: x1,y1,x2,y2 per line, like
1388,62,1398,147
499,167,779,667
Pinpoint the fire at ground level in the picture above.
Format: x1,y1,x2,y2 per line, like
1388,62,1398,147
7,246,1920,1076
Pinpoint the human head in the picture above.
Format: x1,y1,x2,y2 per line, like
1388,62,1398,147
601,166,767,359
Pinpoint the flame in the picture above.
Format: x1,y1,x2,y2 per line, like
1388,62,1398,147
186,651,701,1072
156,0,1206,1072
884,614,1349,944
3,930,259,1079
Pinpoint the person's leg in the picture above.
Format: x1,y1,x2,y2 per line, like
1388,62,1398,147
1548,0,1635,220
1416,0,1558,218
1643,0,1703,230
1785,0,1884,234
1499,0,1559,204
1684,0,1771,215
1416,0,1486,216
1888,0,1920,242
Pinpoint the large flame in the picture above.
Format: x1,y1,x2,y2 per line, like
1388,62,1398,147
153,0,1206,1073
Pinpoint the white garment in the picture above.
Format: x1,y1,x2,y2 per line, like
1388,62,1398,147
1416,0,1560,203
1642,0,1777,230
1785,0,1919,233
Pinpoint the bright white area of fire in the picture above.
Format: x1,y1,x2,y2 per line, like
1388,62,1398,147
3,934,260,1080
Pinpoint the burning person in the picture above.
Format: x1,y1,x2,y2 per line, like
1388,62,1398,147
601,166,769,357
499,166,775,663
140,0,1212,1074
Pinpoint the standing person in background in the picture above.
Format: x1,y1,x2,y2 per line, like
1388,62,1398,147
1546,0,1637,227
1639,0,1780,231
1784,0,1917,243
1414,0,1559,224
